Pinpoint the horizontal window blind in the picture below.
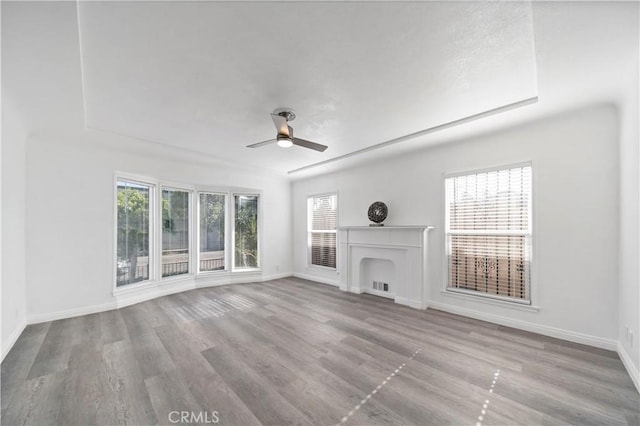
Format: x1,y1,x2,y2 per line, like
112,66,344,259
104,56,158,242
445,165,532,303
311,233,337,269
309,193,337,269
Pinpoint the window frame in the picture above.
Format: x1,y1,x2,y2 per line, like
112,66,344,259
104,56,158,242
113,173,157,291
159,185,194,282
442,162,534,306
307,192,338,270
196,190,229,274
113,174,262,294
231,192,261,272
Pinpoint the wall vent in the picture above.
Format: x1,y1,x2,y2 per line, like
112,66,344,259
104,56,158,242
373,281,390,292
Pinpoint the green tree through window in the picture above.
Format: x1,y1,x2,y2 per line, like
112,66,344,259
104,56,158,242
117,181,150,286
200,193,225,271
162,188,190,277
234,195,258,268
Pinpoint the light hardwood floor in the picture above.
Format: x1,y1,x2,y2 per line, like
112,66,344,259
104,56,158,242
2,277,639,425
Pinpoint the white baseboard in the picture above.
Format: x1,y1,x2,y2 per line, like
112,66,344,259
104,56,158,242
116,280,195,310
617,341,640,393
263,272,295,281
15,273,640,395
27,301,117,324
2,319,27,362
292,272,339,287
25,272,295,326
195,272,256,288
395,296,426,310
428,300,618,351
196,271,293,288
365,289,394,300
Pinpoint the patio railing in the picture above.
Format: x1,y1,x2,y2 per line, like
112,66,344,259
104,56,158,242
117,256,226,286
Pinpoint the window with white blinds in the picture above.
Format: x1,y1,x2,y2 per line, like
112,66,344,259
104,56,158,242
308,193,337,269
445,164,532,303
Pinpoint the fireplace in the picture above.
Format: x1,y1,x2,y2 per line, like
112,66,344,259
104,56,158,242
338,226,433,309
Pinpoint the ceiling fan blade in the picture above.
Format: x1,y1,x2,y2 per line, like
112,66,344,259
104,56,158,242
271,114,290,136
246,139,277,148
292,138,328,152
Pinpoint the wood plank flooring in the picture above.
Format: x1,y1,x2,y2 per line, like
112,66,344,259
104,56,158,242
2,277,638,425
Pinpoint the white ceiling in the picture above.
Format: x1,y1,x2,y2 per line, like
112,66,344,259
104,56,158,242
77,1,538,174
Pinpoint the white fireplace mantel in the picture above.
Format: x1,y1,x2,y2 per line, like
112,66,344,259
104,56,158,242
338,225,434,309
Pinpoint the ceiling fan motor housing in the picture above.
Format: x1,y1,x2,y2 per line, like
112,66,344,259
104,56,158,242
246,108,328,152
273,108,296,122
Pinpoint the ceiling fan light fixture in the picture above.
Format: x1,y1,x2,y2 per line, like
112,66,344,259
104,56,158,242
246,109,327,152
277,137,293,148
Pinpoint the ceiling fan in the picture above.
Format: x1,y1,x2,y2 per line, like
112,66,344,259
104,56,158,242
246,108,328,152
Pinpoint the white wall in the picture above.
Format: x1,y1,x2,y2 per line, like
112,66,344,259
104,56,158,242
1,96,28,359
24,130,292,322
0,1,293,324
293,104,620,347
617,8,640,383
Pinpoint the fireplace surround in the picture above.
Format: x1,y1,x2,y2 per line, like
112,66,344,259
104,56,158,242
338,226,434,309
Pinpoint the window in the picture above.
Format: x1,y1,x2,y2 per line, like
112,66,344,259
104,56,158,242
199,193,226,272
234,194,259,269
308,193,337,269
161,188,190,278
445,164,532,303
116,180,152,286
114,177,262,289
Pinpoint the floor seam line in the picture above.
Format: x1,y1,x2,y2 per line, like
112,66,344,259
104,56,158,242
336,347,422,425
476,368,500,426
